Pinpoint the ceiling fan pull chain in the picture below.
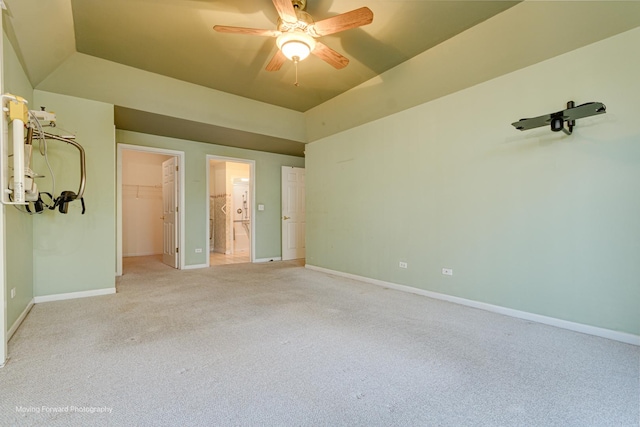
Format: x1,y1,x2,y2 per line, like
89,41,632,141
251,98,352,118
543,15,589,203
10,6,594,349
294,58,300,87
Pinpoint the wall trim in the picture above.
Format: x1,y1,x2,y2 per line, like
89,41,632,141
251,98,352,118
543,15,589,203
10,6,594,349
7,299,34,341
123,252,162,257
305,264,640,346
182,263,208,270
34,288,116,304
255,257,282,263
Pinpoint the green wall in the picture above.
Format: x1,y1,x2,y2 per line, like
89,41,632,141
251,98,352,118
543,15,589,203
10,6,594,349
38,53,306,143
116,130,305,265
306,28,640,335
3,32,34,330
31,91,116,296
304,2,640,142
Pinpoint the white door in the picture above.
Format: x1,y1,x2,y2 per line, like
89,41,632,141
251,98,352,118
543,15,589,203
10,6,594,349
282,166,305,260
162,157,179,268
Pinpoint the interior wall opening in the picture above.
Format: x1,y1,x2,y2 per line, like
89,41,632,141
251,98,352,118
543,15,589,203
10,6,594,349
208,158,253,266
119,147,182,273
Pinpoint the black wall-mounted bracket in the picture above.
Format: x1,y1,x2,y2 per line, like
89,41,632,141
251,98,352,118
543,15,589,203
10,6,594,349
512,101,606,135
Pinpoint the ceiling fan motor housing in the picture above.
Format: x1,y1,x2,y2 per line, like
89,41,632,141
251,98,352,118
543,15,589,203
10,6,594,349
278,10,315,34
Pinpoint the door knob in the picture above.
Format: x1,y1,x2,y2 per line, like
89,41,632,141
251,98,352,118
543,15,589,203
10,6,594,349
283,216,291,220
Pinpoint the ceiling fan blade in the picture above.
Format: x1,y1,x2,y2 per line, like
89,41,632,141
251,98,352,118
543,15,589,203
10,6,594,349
312,42,349,69
312,7,373,36
272,0,298,23
214,25,280,37
266,50,287,72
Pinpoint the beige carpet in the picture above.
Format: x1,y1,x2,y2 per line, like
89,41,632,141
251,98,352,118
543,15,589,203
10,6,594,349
1,256,638,426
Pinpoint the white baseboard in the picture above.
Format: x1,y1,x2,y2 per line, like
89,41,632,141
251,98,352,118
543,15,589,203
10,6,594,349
34,288,116,304
7,299,34,340
305,264,640,346
182,263,208,270
123,252,162,257
254,257,282,263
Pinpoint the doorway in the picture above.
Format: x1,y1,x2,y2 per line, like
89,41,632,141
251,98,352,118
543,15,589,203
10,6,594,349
117,145,185,275
207,156,255,266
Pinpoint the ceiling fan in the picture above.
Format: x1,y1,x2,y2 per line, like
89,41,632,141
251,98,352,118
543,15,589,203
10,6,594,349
213,0,373,72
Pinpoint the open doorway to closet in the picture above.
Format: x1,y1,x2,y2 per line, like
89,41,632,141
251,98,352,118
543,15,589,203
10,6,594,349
207,156,255,266
117,145,185,275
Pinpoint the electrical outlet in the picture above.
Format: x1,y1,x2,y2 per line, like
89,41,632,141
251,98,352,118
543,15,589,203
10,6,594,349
10,288,16,299
399,261,408,269
442,268,453,276
195,248,203,253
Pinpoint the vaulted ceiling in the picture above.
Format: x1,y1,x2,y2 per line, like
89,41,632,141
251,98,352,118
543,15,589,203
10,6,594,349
4,1,640,156
7,0,520,112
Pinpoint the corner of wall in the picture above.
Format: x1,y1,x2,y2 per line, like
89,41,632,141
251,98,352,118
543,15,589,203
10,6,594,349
3,25,36,334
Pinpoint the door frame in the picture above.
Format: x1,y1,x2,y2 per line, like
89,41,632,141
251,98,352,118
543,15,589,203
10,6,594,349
0,203,5,367
1,8,7,367
205,155,255,267
116,144,185,275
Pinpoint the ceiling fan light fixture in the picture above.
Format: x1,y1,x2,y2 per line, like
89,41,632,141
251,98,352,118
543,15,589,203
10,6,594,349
281,40,310,61
276,32,316,61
